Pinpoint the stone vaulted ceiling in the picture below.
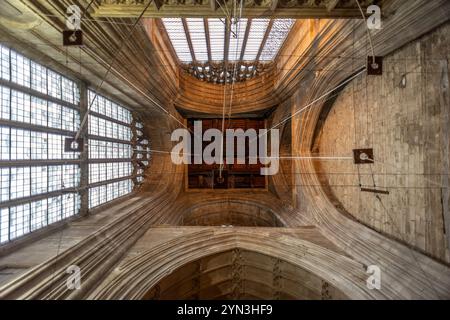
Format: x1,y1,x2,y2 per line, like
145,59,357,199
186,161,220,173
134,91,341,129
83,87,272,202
0,0,449,302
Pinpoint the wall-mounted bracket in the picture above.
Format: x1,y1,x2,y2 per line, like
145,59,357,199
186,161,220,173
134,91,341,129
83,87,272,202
367,56,383,75
64,138,84,152
213,170,228,189
353,148,374,164
361,188,389,195
63,30,83,46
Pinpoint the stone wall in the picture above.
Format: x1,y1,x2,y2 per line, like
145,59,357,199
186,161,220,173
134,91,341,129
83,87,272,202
316,22,450,263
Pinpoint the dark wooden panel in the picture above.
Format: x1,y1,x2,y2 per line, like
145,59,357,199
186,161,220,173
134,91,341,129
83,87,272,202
187,118,266,189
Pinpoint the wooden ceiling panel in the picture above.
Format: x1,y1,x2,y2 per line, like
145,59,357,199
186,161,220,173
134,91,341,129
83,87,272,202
93,0,381,19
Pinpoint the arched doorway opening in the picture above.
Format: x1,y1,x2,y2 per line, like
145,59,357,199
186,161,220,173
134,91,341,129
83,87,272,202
143,249,347,300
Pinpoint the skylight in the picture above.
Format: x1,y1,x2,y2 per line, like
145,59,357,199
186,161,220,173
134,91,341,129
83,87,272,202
162,18,192,63
162,18,295,64
186,18,208,62
260,19,295,61
243,19,270,61
208,18,225,61
228,18,248,61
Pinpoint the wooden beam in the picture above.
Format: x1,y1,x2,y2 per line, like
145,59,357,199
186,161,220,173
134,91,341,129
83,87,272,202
210,0,217,11
270,0,278,11
239,19,252,62
255,20,273,61
182,18,196,62
204,18,212,62
93,7,365,19
224,17,231,67
326,0,340,12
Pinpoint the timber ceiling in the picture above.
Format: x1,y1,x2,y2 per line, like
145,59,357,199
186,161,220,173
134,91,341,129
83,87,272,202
93,0,381,19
